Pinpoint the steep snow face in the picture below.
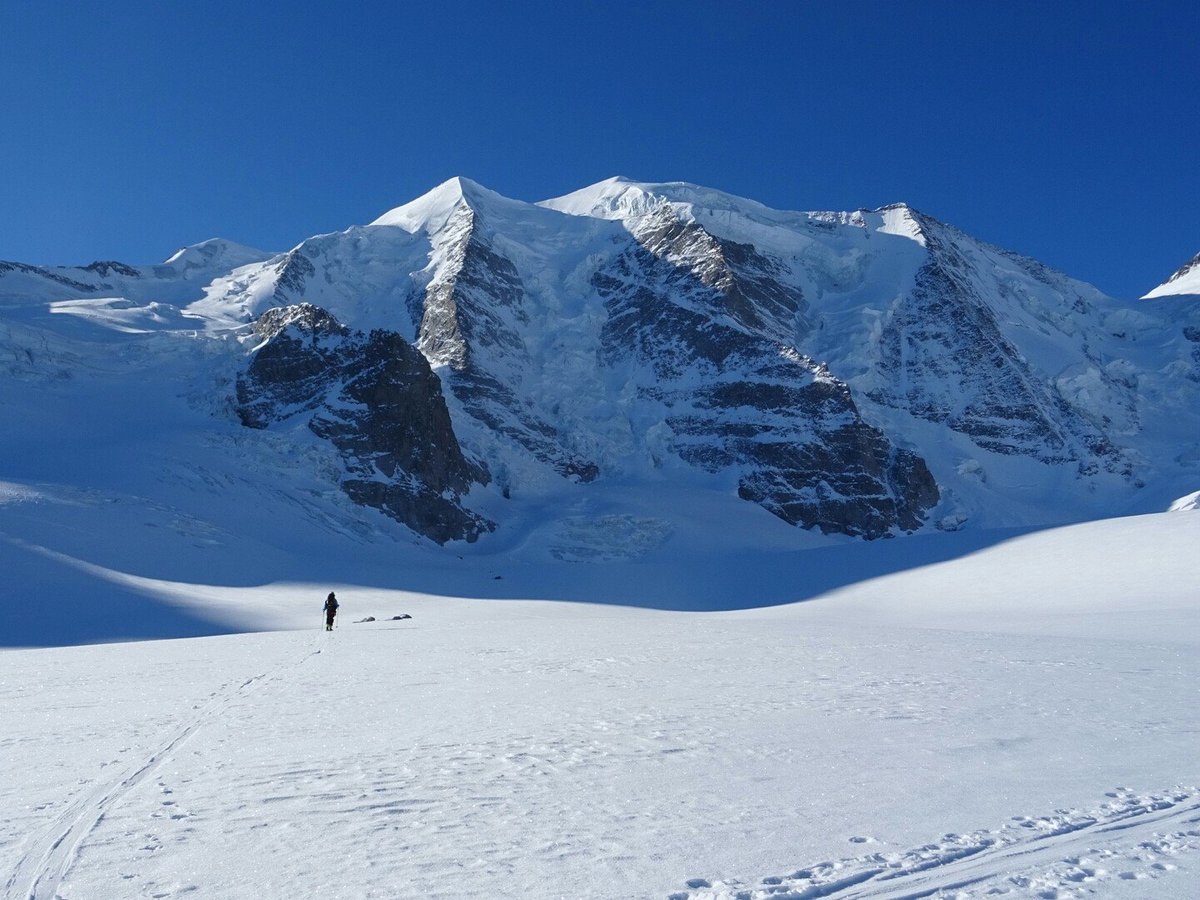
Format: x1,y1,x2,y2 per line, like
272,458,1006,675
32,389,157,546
370,176,531,232
183,177,613,337
542,176,794,226
182,225,431,334
852,215,1135,474
1143,250,1200,299
876,202,928,247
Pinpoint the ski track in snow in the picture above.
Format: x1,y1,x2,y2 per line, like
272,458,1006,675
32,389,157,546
2,639,324,900
672,787,1200,900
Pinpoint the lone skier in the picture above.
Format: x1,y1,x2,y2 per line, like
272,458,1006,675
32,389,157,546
324,592,339,631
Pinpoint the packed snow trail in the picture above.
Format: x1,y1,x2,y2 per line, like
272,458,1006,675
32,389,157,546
3,637,324,900
671,787,1200,898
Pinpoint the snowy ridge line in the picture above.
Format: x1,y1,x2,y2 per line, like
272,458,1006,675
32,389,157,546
671,787,1200,899
2,640,325,900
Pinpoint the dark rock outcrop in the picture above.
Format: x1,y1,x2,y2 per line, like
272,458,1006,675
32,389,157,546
0,260,101,293
236,303,492,544
396,198,940,538
83,260,141,278
866,213,1133,477
593,216,939,539
272,249,317,303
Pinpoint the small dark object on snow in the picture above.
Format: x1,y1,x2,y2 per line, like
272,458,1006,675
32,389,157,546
323,591,339,630
354,616,376,623
391,614,412,621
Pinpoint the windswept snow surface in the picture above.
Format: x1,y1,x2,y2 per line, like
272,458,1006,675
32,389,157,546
2,512,1200,899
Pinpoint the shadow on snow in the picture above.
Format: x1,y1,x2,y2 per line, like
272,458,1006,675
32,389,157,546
3,524,1038,648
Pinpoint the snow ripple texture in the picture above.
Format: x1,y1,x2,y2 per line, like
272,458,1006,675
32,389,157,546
3,641,325,900
672,788,1200,899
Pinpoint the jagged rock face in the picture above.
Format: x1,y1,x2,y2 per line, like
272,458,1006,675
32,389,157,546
594,221,939,538
236,304,492,544
690,373,940,538
236,305,350,425
272,250,316,303
625,206,809,343
397,199,937,536
82,261,141,278
862,218,1132,477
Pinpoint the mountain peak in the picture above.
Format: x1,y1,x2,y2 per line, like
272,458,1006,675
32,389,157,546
163,238,274,270
540,177,780,223
542,183,939,248
872,203,929,247
370,176,522,232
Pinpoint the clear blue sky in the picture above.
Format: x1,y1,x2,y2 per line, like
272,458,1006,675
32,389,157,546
1,1,1196,298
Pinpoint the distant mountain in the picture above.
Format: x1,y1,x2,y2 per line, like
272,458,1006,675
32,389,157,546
3,177,1199,547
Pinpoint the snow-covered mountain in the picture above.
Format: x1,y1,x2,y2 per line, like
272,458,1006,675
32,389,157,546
4,176,1200,550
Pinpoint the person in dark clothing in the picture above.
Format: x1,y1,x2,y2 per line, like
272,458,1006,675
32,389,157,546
324,592,339,631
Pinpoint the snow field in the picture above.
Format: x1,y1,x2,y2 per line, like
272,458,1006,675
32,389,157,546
673,787,1200,898
3,518,1199,899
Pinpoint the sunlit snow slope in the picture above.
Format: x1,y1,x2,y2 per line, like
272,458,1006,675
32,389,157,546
1144,250,1200,299
2,511,1199,899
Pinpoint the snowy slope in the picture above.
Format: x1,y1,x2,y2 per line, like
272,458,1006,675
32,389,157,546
1143,250,1200,299
2,512,1199,899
